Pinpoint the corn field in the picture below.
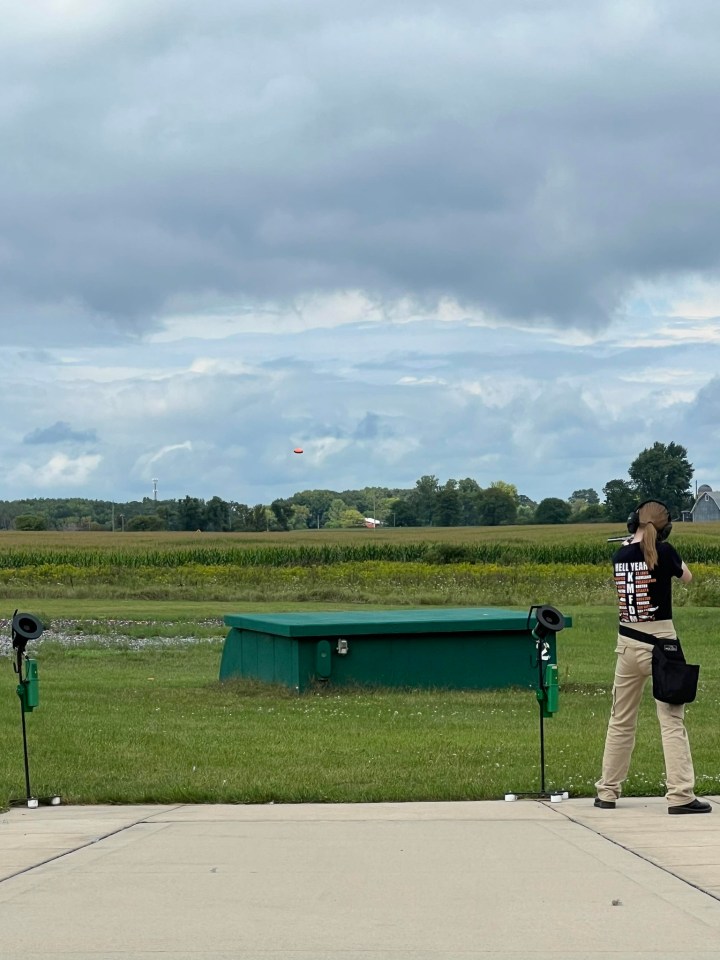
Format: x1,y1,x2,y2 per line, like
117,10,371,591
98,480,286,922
2,528,720,568
2,525,720,605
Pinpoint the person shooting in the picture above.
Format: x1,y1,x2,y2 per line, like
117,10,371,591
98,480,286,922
595,499,710,815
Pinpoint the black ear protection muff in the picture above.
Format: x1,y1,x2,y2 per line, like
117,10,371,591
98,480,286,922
626,499,673,541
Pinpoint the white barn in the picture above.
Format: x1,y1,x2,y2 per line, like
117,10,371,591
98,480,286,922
690,485,720,522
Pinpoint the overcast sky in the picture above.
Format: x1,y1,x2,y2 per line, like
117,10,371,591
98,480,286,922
2,1,720,507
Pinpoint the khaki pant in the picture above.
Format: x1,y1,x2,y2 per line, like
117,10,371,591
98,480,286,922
595,619,696,806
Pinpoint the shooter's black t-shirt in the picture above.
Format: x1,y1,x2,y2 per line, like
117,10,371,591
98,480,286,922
613,541,684,623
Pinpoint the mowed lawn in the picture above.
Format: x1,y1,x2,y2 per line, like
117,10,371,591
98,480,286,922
3,524,719,807
2,602,718,808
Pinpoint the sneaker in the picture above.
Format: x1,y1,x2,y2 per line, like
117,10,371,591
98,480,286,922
668,799,712,815
594,797,616,809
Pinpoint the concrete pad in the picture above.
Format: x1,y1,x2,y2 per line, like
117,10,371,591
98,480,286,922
554,795,720,893
146,799,563,822
0,804,182,881
1,800,720,960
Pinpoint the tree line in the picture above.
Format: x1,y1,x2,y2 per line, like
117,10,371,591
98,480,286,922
0,441,696,532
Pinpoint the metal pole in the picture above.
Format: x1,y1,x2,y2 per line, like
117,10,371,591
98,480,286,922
537,643,547,795
20,694,32,801
538,700,546,795
16,649,32,801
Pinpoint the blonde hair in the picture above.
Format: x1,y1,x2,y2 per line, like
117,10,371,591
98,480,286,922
637,501,670,571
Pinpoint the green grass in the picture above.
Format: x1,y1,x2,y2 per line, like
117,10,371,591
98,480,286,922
3,524,719,807
2,605,719,808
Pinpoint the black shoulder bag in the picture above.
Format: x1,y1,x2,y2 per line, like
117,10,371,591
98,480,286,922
618,624,700,705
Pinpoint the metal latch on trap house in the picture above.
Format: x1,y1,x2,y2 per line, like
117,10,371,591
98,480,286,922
315,638,349,681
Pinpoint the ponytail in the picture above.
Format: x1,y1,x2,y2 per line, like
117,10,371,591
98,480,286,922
636,500,669,570
639,521,658,571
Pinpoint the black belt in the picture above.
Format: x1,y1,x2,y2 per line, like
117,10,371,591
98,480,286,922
618,623,662,645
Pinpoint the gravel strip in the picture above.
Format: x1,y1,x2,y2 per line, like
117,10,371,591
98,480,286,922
0,617,224,656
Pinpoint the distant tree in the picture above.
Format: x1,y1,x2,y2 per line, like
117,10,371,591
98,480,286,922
516,494,537,523
570,488,599,505
270,498,293,531
628,441,694,515
248,504,267,532
535,498,572,524
572,503,607,523
14,514,47,531
603,479,636,522
289,504,311,529
230,503,254,531
413,475,440,525
478,487,517,526
291,489,337,528
338,508,365,528
177,495,205,531
155,503,176,530
392,499,420,526
489,480,519,502
204,495,230,532
349,486,391,519
325,498,351,528
126,515,165,531
376,496,398,525
457,478,483,525
516,504,536,524
433,480,461,526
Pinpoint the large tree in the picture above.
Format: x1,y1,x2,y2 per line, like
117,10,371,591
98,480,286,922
14,514,47,531
570,488,599,505
433,480,461,527
270,498,293,531
204,495,230,532
489,480,519,502
478,487,517,526
291,489,337,528
535,497,571,524
413,475,441,525
457,478,483,525
126,514,165,531
603,479,636,522
325,498,351,528
628,441,693,515
392,498,420,526
176,495,205,531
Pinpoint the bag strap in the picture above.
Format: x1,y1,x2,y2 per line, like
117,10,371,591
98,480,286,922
618,623,661,645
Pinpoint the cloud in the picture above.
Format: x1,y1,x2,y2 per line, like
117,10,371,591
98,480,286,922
23,420,98,445
8,453,102,490
1,310,719,503
2,3,720,506
3,1,720,339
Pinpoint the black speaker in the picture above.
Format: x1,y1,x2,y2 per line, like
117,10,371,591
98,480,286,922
626,500,673,542
531,604,566,639
11,611,44,649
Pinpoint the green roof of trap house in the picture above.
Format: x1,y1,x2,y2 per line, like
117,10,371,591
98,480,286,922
223,607,573,638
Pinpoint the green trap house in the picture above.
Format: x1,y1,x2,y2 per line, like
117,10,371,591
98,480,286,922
219,607,571,694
